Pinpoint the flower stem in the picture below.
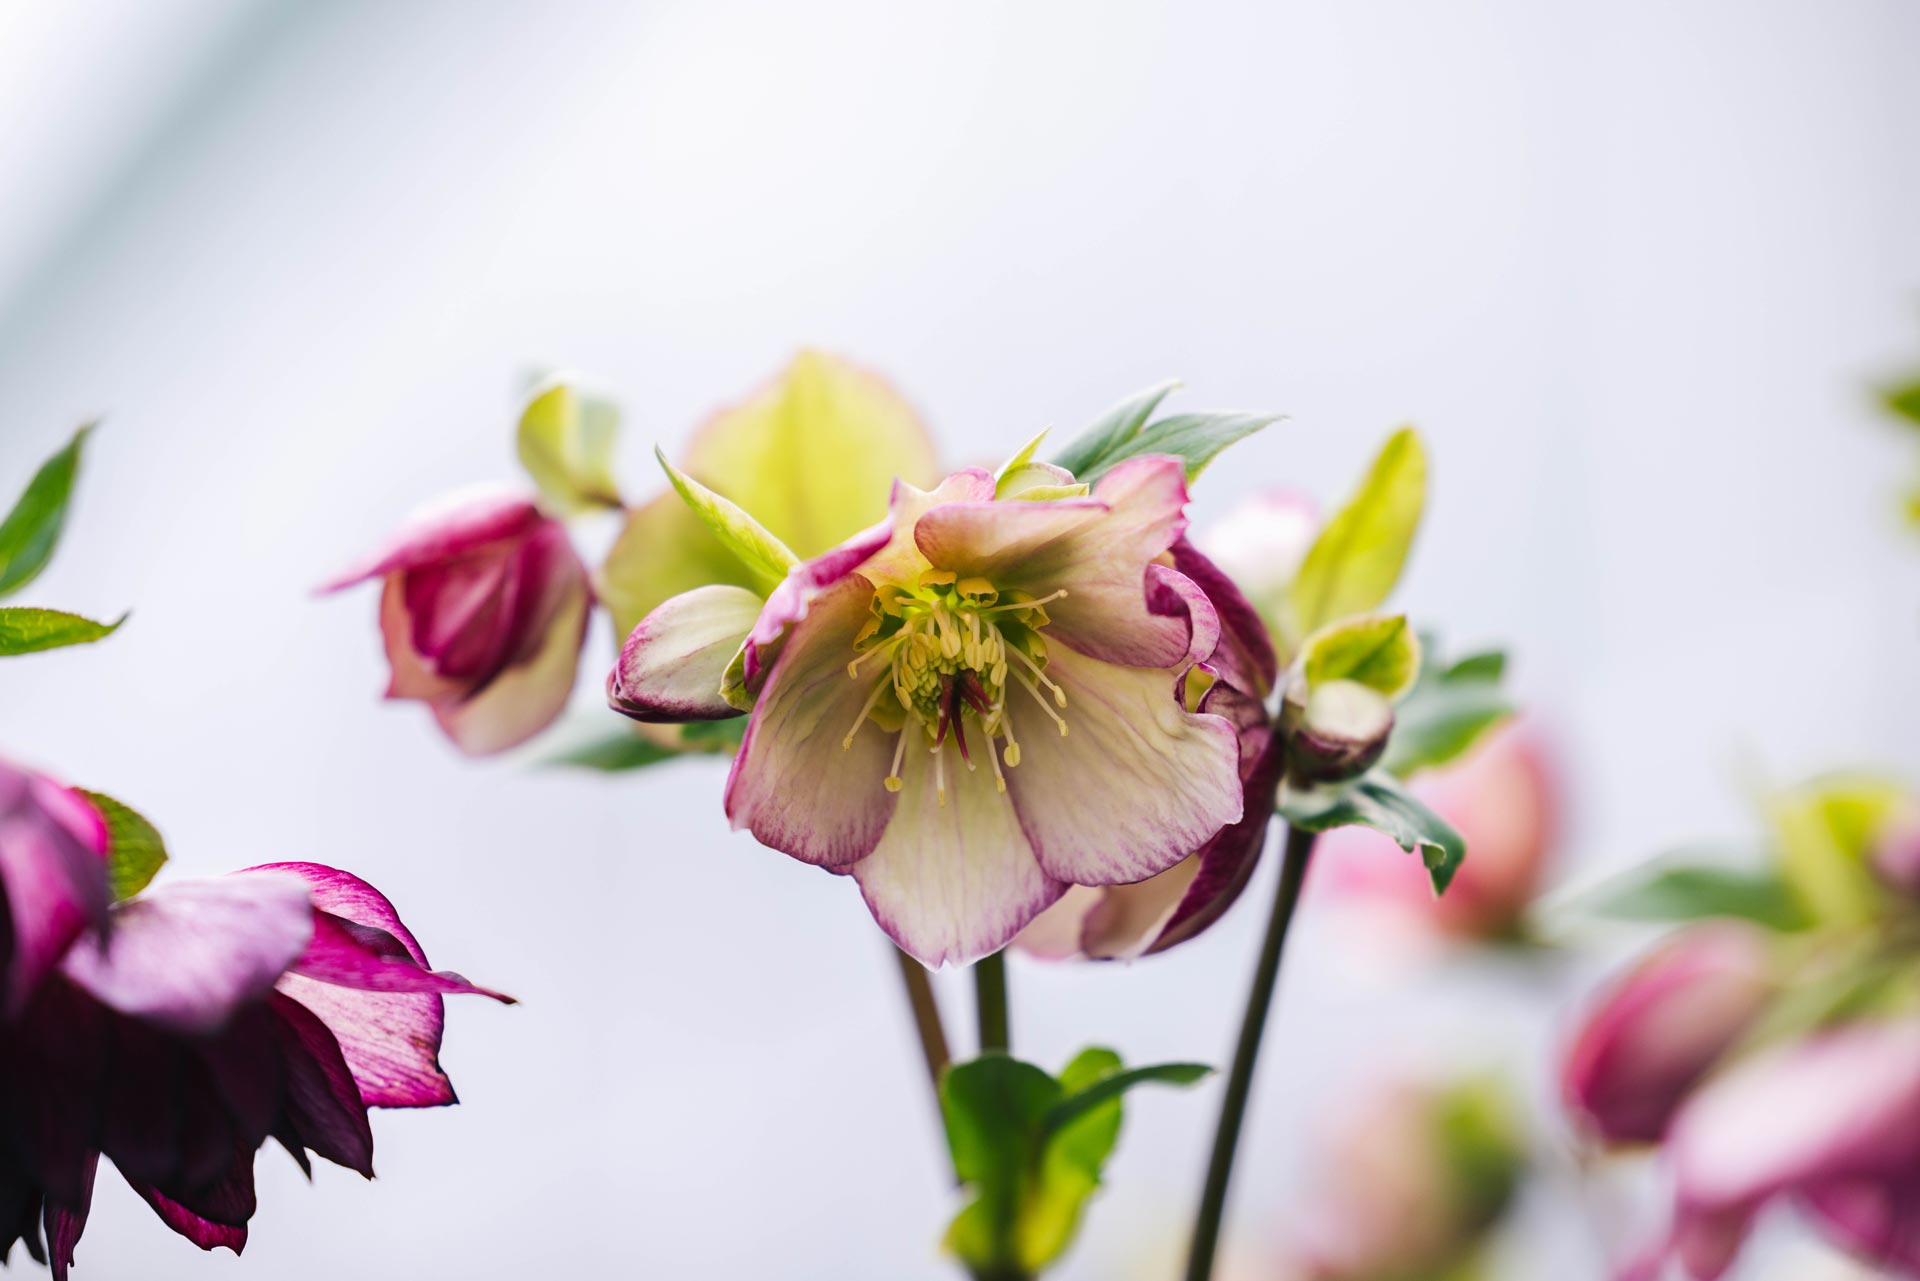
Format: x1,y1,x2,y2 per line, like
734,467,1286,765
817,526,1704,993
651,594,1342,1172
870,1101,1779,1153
1183,824,1318,1281
975,949,1010,1054
892,945,951,1089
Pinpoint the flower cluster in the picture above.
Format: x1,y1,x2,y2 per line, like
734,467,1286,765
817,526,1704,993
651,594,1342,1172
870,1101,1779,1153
0,755,509,1277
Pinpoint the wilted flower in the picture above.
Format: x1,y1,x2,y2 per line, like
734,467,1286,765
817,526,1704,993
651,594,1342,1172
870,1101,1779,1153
1314,723,1556,942
324,492,590,755
613,456,1245,965
0,850,509,1276
1561,923,1776,1146
1277,1072,1526,1281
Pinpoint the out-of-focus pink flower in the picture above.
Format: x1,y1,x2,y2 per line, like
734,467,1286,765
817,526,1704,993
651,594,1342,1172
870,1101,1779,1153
324,491,590,755
0,858,510,1276
1015,537,1281,960
1561,923,1775,1146
614,458,1245,966
1314,722,1557,941
1872,809,1920,900
1192,488,1319,615
1278,1073,1525,1281
1655,1019,1920,1278
0,759,109,1018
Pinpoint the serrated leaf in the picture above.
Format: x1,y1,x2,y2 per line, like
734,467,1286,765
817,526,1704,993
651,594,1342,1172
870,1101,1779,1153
517,379,623,513
77,789,168,901
0,425,90,599
1587,861,1812,932
0,607,125,656
1282,769,1466,894
1300,614,1421,701
1049,380,1179,478
1288,427,1427,637
655,448,798,596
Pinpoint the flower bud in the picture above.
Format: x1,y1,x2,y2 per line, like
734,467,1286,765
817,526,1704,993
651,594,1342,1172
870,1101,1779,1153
1287,679,1393,784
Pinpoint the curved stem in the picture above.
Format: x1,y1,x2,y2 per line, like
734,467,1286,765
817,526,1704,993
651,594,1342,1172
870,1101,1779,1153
974,949,1010,1054
1183,824,1318,1281
893,945,951,1089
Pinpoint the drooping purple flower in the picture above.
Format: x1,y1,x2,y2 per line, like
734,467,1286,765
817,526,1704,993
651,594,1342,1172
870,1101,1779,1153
0,859,510,1277
324,491,591,755
612,457,1245,966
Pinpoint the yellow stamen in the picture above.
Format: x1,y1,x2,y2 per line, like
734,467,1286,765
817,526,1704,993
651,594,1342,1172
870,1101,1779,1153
1016,671,1069,736
883,730,907,792
842,677,894,749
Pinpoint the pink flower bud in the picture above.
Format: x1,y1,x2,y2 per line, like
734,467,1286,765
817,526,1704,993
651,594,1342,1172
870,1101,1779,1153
324,492,591,755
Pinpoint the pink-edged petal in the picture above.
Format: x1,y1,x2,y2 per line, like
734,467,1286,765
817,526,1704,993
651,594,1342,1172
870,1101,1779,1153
914,455,1195,669
1802,1178,1920,1272
1561,923,1774,1145
378,575,464,703
1012,886,1104,960
851,738,1066,968
318,491,543,592
1145,727,1286,955
611,585,761,723
431,567,589,755
0,764,111,1018
725,576,900,868
253,862,509,1108
59,874,315,1037
1672,1020,1920,1217
1143,563,1220,679
42,1152,94,1281
1170,536,1277,697
1003,642,1242,886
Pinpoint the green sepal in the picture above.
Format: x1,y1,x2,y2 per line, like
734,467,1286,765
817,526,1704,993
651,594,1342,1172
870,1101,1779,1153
655,448,798,596
1297,613,1422,702
1287,426,1426,641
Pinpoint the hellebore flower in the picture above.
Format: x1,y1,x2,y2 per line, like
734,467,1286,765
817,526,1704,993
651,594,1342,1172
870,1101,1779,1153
1313,723,1557,943
1561,923,1776,1146
324,491,591,755
0,758,109,1018
0,860,509,1276
1015,537,1282,960
1658,1018,1920,1278
1277,1073,1526,1281
612,456,1245,966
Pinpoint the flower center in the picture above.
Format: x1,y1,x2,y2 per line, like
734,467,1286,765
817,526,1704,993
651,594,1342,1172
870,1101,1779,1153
840,569,1069,804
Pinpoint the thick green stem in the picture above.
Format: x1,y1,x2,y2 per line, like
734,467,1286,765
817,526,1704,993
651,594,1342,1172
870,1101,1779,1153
893,945,952,1089
975,949,1010,1054
1183,824,1318,1281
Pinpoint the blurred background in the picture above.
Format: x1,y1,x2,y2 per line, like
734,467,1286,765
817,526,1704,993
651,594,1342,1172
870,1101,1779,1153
2,1,1917,1277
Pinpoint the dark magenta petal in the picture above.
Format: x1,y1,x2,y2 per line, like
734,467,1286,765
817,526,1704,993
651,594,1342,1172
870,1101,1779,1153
1170,536,1277,698
1145,726,1285,955
268,993,374,1177
134,1184,249,1256
129,1147,255,1255
41,1152,93,1281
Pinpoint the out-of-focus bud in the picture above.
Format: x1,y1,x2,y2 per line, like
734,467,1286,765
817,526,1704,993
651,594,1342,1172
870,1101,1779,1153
323,492,591,755
1193,488,1320,612
1561,923,1775,1146
1870,806,1920,900
1280,1072,1526,1281
1287,679,1393,785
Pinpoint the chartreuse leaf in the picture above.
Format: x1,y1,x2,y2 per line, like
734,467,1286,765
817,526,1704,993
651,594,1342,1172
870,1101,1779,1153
599,351,937,638
0,424,91,599
77,790,167,901
994,428,1050,485
1287,427,1426,639
654,449,798,596
1380,636,1515,778
516,378,622,513
1766,775,1907,928
1300,614,1421,701
1282,769,1466,894
942,1049,1212,1279
1585,858,1812,932
0,607,125,656
1049,380,1178,479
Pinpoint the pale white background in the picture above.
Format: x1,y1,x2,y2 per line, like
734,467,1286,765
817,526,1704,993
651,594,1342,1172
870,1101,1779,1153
1,2,1917,1277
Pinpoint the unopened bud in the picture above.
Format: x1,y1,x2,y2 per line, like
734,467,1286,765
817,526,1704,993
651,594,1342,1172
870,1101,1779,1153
1288,679,1393,784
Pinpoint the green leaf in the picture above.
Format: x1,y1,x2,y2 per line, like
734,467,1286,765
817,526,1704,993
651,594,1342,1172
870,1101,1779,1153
1379,637,1515,778
1049,380,1179,478
516,379,623,513
1446,650,1507,683
76,789,168,901
1081,410,1282,485
1883,378,1920,428
544,720,746,771
0,607,125,656
655,448,798,596
1587,860,1813,931
941,1048,1209,1279
0,425,91,599
1282,769,1467,894
1287,426,1427,638
599,352,937,639
1299,614,1421,701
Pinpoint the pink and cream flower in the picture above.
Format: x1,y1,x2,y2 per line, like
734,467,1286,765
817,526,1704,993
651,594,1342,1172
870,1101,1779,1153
611,457,1245,966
